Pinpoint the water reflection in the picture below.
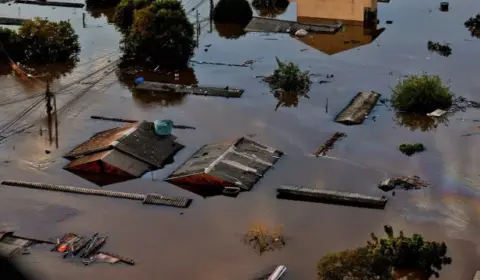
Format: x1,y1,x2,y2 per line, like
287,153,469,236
296,24,385,55
116,64,198,106
395,113,450,132
85,7,115,23
251,0,289,18
273,90,309,111
214,23,247,39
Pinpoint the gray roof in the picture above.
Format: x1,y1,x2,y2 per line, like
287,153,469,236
167,137,283,190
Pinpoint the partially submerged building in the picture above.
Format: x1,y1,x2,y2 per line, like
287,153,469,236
293,0,378,24
64,121,184,185
166,137,283,195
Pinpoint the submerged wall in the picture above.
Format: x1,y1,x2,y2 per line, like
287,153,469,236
295,0,378,22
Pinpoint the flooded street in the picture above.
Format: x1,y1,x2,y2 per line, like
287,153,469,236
1,0,480,279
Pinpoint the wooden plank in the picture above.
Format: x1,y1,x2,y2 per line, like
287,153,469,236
335,91,381,125
135,81,244,98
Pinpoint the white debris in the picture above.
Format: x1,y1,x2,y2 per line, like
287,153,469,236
294,29,308,37
426,109,447,117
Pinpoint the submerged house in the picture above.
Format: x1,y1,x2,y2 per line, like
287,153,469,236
64,121,184,185
165,137,283,196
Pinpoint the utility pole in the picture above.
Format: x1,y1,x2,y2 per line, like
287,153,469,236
196,10,200,47
82,12,86,28
209,0,213,33
45,81,53,145
325,97,328,113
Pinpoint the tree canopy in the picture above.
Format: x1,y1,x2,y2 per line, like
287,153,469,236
252,0,289,18
213,0,253,25
317,225,452,279
114,0,153,32
120,0,195,69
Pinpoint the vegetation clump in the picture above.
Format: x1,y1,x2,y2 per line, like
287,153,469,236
0,18,80,77
317,225,452,280
243,223,286,254
464,14,480,38
399,143,426,156
121,0,195,69
427,41,451,57
252,0,289,18
213,0,253,25
391,74,453,114
267,57,311,94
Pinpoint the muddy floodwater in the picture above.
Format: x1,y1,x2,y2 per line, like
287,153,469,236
1,0,480,279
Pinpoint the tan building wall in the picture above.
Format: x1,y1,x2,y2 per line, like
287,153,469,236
295,0,377,23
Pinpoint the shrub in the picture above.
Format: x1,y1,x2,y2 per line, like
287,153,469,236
267,57,311,94
121,0,195,69
18,18,80,64
427,41,451,57
391,74,453,114
317,225,452,279
465,14,480,38
243,222,285,254
398,143,426,156
213,0,253,25
0,27,23,62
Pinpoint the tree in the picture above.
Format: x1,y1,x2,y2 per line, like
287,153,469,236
251,0,289,18
114,0,152,32
121,0,195,69
0,27,24,62
85,0,121,9
213,0,253,25
464,14,480,38
391,74,453,114
18,18,80,65
267,57,311,94
317,225,452,279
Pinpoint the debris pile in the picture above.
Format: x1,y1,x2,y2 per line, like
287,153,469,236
52,232,135,266
398,143,426,156
315,132,347,157
427,41,452,57
0,231,53,258
378,176,428,192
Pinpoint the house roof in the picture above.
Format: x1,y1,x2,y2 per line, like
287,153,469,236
166,137,283,190
65,121,184,176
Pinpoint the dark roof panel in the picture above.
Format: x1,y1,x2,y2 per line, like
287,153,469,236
208,161,261,190
114,121,184,168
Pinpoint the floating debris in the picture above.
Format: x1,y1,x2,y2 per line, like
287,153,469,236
0,231,54,258
335,91,381,125
189,60,248,68
399,143,426,156
440,2,449,12
251,265,287,280
314,132,346,157
135,81,244,98
378,176,429,192
1,180,193,208
243,223,286,254
427,109,448,117
277,185,388,209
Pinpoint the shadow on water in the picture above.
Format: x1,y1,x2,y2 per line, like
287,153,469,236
116,64,198,106
67,170,134,187
214,22,247,40
394,113,450,132
169,183,224,198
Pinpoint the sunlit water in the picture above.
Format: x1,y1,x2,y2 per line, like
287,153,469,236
0,0,480,279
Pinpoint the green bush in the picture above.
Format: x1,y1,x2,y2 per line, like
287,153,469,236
391,74,453,113
399,143,426,156
267,57,311,94
317,225,452,279
121,0,195,69
213,0,253,25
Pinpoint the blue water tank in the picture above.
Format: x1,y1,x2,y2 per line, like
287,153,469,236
154,120,173,136
135,77,145,84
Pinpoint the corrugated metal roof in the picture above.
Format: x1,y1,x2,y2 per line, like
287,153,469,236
166,137,282,190
64,123,138,159
113,121,184,168
64,150,111,169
